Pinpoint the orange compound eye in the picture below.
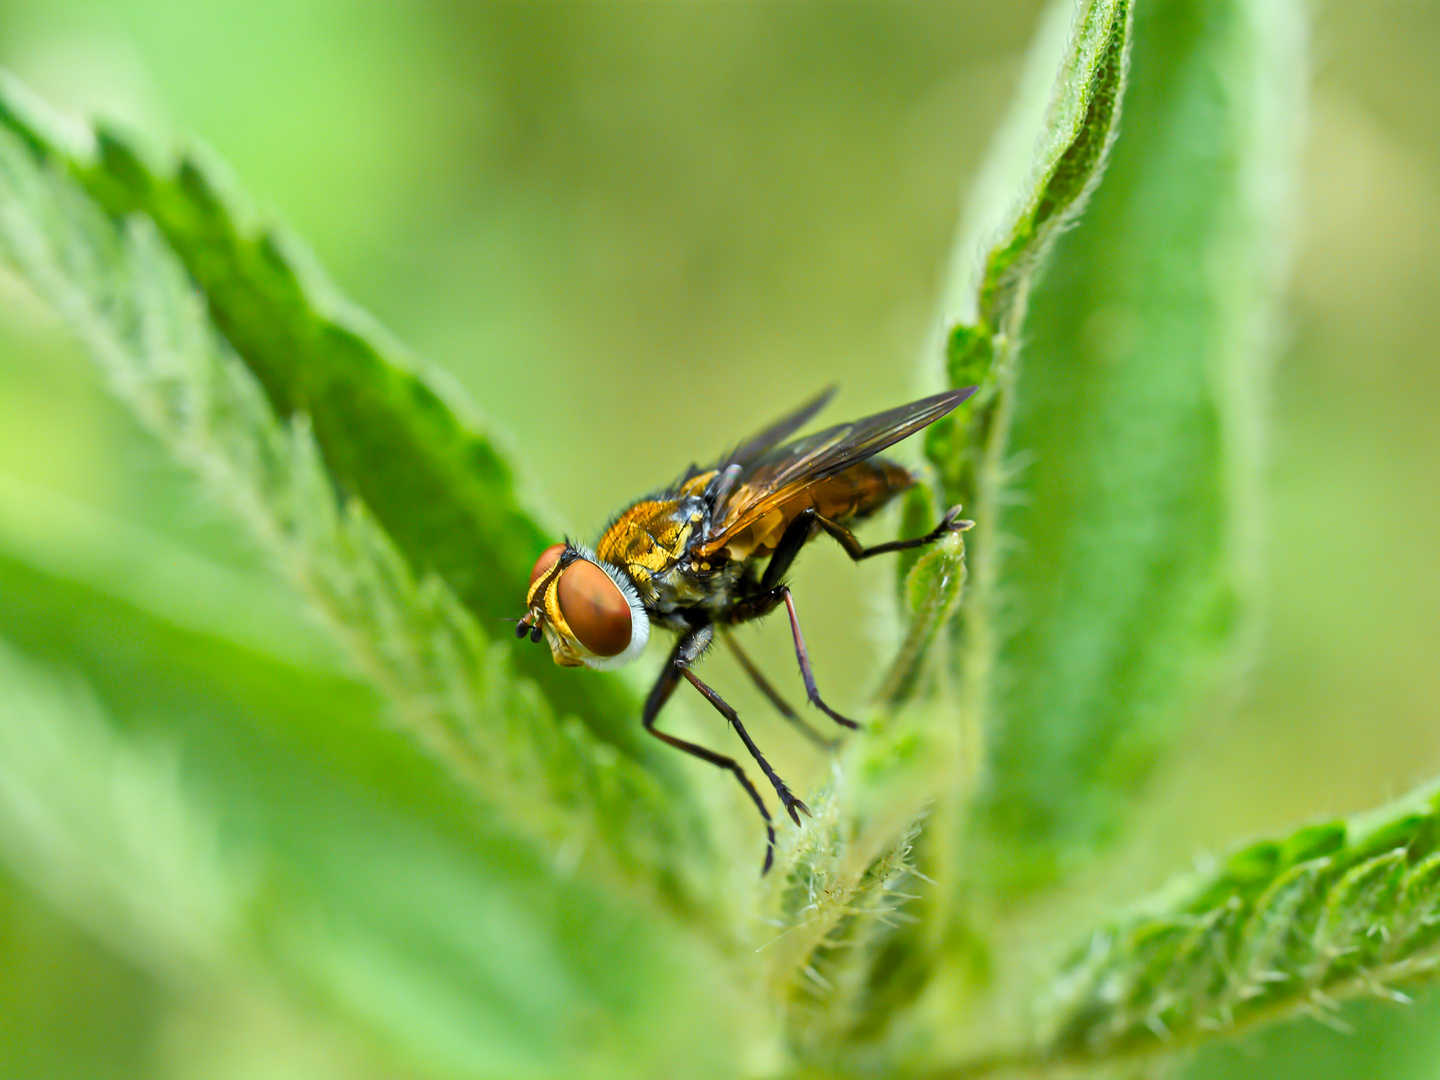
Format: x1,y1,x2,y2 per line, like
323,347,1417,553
556,559,632,657
529,543,567,592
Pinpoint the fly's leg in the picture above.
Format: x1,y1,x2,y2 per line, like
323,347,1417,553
727,582,860,731
720,630,838,750
758,510,818,591
743,504,972,731
778,585,859,730
752,510,860,727
680,667,811,828
814,504,972,562
644,633,777,875
644,626,804,875
757,505,970,591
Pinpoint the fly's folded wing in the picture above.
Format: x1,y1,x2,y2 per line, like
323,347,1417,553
694,387,974,559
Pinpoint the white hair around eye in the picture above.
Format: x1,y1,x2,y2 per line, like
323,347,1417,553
566,544,650,669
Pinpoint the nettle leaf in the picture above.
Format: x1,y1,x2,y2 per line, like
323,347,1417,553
760,0,1137,1051
0,75,650,763
0,95,714,927
0,620,735,1079
969,0,1306,890
903,0,1137,924
924,0,1132,516
1041,784,1440,1066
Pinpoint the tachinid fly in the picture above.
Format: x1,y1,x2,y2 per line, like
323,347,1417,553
517,386,977,873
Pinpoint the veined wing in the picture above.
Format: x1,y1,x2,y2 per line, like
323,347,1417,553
694,387,975,558
724,385,836,472
667,387,835,495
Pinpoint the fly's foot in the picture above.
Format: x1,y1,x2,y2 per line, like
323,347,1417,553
941,506,975,533
760,821,777,875
811,697,860,731
777,784,811,826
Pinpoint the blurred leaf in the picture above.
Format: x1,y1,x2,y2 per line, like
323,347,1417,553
0,866,157,1080
0,475,475,837
1186,992,1440,1080
0,100,713,925
0,72,647,760
0,470,349,681
0,628,738,1079
0,637,255,983
970,0,1306,889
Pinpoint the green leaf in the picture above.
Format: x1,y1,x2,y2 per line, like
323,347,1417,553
1038,782,1440,1066
0,613,740,1079
1188,992,1440,1080
772,0,1138,1051
0,108,712,923
889,2,1137,925
780,818,928,1054
0,637,255,983
0,73,645,759
969,0,1306,889
925,0,1133,514
975,0,1131,334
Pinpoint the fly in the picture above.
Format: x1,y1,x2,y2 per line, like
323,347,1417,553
517,386,977,873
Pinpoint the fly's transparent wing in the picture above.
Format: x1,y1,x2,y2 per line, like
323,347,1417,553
694,387,974,558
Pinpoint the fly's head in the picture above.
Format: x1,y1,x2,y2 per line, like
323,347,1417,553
517,543,650,669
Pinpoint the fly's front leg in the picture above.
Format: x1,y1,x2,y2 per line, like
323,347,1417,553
672,626,811,825
679,665,811,829
644,625,800,875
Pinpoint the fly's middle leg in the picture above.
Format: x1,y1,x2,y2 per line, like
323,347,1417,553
728,582,860,731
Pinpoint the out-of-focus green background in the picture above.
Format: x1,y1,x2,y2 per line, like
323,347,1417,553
0,2,1437,1077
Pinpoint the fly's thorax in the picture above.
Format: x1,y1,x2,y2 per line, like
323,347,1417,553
594,493,707,595
520,543,650,669
594,491,741,616
647,551,740,616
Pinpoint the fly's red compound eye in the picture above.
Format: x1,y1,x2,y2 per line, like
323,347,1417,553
556,558,631,657
529,543,567,590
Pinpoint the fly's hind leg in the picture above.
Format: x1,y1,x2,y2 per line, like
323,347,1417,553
745,504,972,732
757,506,971,590
814,504,972,562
